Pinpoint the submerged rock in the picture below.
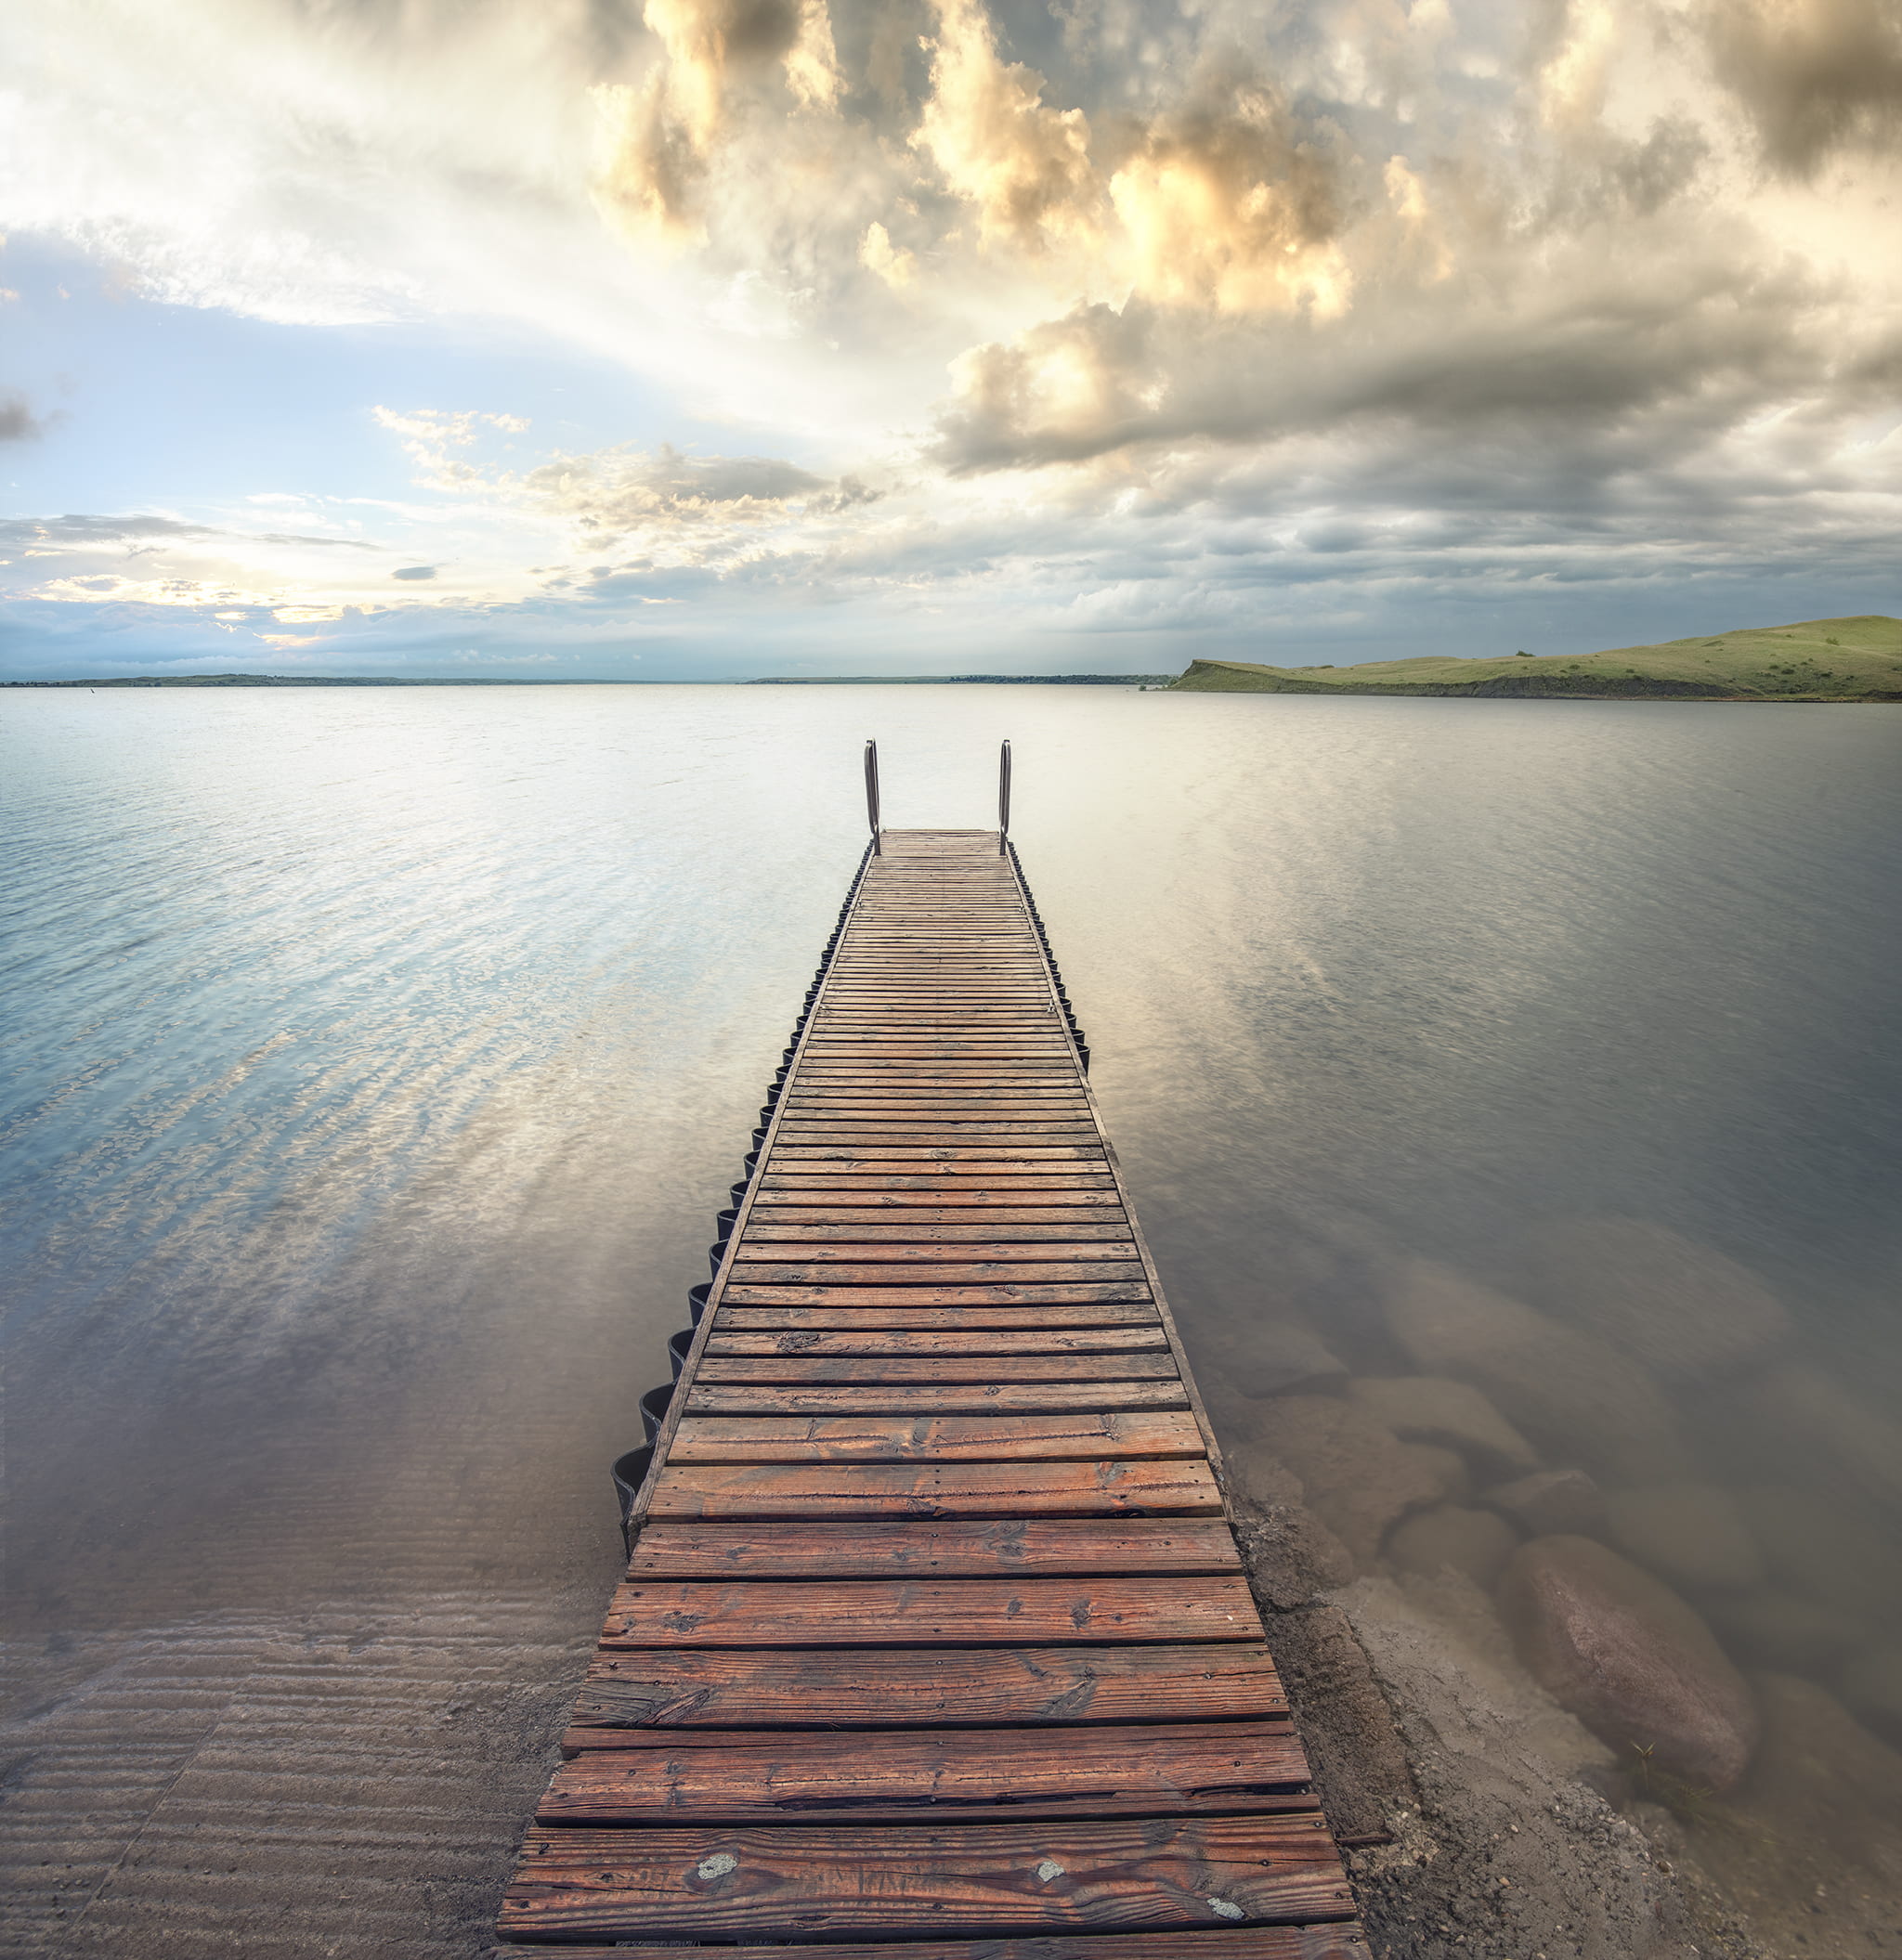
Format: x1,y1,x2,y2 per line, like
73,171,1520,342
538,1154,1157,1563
1497,1535,1759,1791
1517,1216,1790,1381
1602,1482,1765,1595
1347,1375,1539,1480
1837,1645,1902,1751
1256,1395,1468,1568
1704,1589,1867,1675
1744,1485,1902,1625
1726,1361,1902,1519
1726,1673,1902,1900
1225,1319,1348,1398
1381,1259,1695,1485
1386,1504,1520,1589
1480,1467,1609,1537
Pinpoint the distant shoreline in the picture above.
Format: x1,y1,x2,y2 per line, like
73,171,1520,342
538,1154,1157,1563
1167,614,1902,703
5,672,1169,690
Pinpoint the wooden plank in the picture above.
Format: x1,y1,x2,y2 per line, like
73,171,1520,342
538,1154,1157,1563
691,1355,1180,1385
769,1148,1108,1162
494,1928,1372,1960
645,1457,1221,1518
683,1385,1186,1417
624,1518,1243,1579
724,1241,1140,1265
741,1214,1129,1232
772,1135,1106,1149
721,1282,1151,1306
743,1222,1131,1239
723,1262,1150,1287
541,1721,1314,1822
784,1098,1094,1111
667,1410,1203,1461
567,1643,1288,1729
713,1303,1159,1330
756,1186,1123,1201
498,1816,1353,1942
599,1574,1258,1644
698,1328,1167,1358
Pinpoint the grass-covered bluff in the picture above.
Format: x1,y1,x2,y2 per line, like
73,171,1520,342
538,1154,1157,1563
1170,615,1902,700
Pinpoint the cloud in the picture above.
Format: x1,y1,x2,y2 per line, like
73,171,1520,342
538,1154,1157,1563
913,0,1099,252
1700,0,1902,175
392,565,437,580
0,513,380,551
1108,57,1352,317
592,0,842,241
1,390,46,440
6,0,1902,676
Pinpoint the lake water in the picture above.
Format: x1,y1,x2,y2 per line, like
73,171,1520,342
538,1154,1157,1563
4,684,1900,1956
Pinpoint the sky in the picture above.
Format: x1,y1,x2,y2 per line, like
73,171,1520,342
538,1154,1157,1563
1,0,1899,681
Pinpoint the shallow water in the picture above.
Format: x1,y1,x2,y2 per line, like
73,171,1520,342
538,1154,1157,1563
4,685,1900,1954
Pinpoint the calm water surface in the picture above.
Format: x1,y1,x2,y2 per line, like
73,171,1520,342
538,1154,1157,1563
4,686,1900,1954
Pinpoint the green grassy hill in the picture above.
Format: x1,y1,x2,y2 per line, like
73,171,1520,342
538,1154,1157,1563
1168,617,1902,700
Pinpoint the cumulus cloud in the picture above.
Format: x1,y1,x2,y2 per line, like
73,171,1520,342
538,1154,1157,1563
4,0,1901,670
1109,58,1352,317
1701,0,1902,174
913,0,1100,251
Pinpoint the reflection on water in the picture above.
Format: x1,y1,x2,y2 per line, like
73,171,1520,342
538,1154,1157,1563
4,686,1900,1954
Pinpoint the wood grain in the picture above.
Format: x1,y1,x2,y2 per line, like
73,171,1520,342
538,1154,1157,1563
492,1928,1371,1960
645,1456,1221,1518
541,1720,1313,1821
623,1517,1244,1579
599,1574,1260,1645
498,1816,1354,1941
495,830,1360,1960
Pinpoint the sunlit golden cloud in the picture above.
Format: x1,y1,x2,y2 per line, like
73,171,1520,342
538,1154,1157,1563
2,0,1899,672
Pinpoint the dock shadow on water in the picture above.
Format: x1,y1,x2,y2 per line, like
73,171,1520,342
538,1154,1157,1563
4,684,1901,1957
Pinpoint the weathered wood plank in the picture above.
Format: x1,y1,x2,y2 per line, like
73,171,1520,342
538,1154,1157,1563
769,1148,1108,1162
713,1303,1159,1330
645,1457,1220,1518
570,1642,1286,1728
691,1355,1180,1385
754,1190,1125,1206
623,1518,1242,1579
724,1242,1140,1266
684,1383,1186,1416
541,1721,1314,1821
498,1816,1354,1942
493,1928,1371,1960
600,1574,1259,1644
742,1222,1131,1240
724,1262,1149,1288
698,1328,1166,1358
720,1282,1153,1307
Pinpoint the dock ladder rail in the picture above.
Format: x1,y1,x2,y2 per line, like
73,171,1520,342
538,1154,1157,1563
496,747,1368,1960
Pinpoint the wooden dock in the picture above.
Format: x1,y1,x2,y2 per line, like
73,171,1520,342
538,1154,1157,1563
497,828,1367,1959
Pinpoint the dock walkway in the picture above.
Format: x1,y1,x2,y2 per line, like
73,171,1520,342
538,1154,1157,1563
497,829,1367,1959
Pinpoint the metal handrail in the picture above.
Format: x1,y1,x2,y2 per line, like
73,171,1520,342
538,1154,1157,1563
863,738,881,853
997,738,1012,854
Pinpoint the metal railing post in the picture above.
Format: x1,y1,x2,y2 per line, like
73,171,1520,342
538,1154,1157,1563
864,739,881,853
997,738,1012,854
